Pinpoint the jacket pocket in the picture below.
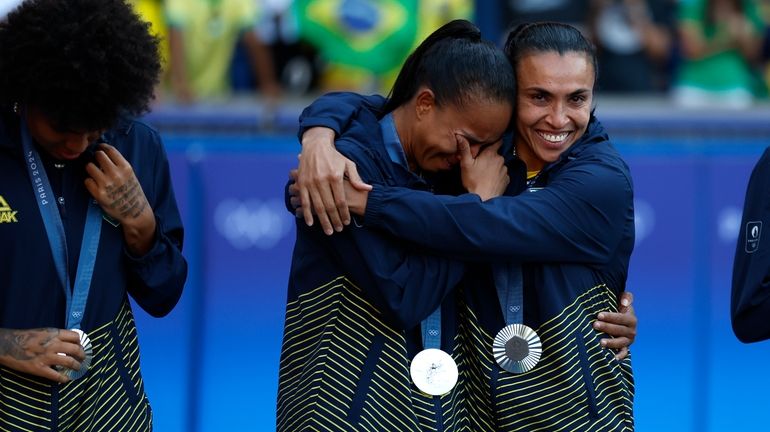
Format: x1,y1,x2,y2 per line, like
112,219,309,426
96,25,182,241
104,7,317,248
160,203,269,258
347,334,385,423
574,332,599,419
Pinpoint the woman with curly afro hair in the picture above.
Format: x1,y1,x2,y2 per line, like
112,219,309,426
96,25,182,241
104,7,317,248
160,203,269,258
0,0,187,430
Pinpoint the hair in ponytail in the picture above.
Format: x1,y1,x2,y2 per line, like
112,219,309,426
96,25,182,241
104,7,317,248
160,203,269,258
383,19,515,113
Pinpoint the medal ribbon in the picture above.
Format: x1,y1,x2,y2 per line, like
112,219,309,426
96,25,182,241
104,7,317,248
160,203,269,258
493,263,523,325
494,178,539,324
420,308,442,350
379,113,444,351
21,117,102,330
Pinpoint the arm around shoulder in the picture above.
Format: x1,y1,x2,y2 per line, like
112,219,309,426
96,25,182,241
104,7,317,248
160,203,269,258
362,151,634,264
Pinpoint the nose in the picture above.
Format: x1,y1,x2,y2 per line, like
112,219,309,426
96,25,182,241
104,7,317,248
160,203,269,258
546,102,569,129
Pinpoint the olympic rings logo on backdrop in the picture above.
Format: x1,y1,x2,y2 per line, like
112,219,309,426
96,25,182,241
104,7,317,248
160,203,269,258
214,198,293,250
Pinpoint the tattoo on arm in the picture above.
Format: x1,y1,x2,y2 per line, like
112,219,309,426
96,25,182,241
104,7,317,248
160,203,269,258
107,179,147,219
0,328,58,360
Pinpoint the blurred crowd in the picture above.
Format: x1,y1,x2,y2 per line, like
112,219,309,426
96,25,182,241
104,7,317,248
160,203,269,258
502,0,770,108
126,0,770,109
0,0,765,108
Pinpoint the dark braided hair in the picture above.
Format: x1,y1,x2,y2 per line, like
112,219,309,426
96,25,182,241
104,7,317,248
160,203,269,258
0,0,161,131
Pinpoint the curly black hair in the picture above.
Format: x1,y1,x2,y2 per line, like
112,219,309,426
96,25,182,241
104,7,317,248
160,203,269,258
0,0,161,131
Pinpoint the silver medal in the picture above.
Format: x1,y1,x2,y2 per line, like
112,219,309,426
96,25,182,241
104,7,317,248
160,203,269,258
57,328,93,381
410,348,458,396
493,323,541,374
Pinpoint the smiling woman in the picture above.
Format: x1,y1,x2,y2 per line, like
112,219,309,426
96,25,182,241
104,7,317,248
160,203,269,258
514,51,593,170
289,20,638,432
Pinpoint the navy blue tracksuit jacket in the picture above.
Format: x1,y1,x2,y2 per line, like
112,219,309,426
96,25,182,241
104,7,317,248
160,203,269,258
278,106,480,431
0,109,187,431
295,92,637,431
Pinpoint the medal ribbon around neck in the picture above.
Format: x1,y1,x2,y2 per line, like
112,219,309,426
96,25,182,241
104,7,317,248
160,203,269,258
20,116,100,379
492,263,542,374
410,307,458,396
378,113,459,396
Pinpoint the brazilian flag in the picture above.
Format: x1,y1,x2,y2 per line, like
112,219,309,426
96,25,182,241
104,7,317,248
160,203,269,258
295,0,418,74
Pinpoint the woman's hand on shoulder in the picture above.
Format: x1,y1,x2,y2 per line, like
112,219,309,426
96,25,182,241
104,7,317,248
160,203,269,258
295,127,372,235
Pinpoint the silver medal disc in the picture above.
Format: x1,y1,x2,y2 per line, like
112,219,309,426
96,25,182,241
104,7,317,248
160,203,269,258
56,328,93,381
410,348,458,396
493,323,541,374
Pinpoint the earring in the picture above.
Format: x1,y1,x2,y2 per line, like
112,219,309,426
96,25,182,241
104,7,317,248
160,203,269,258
12,102,18,114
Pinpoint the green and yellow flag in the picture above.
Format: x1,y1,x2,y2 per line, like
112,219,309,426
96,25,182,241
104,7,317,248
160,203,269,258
294,0,418,74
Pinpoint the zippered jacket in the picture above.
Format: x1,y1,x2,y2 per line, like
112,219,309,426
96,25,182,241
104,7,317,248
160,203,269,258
279,105,476,431
294,92,637,431
0,110,187,431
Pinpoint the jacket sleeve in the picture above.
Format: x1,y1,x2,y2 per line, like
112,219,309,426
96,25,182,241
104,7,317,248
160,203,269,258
285,92,388,216
313,139,466,330
297,92,387,140
125,133,188,317
363,154,634,265
731,147,770,343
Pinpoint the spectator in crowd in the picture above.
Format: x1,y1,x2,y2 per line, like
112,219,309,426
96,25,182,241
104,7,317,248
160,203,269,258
165,0,281,103
760,0,770,90
588,0,676,93
673,0,766,108
234,0,319,95
129,0,170,101
503,0,590,34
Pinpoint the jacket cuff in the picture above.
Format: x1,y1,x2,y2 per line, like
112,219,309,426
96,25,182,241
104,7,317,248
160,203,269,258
123,216,166,266
297,117,342,142
363,185,386,227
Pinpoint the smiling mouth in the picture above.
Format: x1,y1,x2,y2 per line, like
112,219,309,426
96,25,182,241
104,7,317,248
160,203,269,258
537,131,570,143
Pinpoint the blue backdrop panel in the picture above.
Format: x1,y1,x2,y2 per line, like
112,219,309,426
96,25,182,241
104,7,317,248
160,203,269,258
131,152,194,432
196,152,296,430
625,156,699,432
